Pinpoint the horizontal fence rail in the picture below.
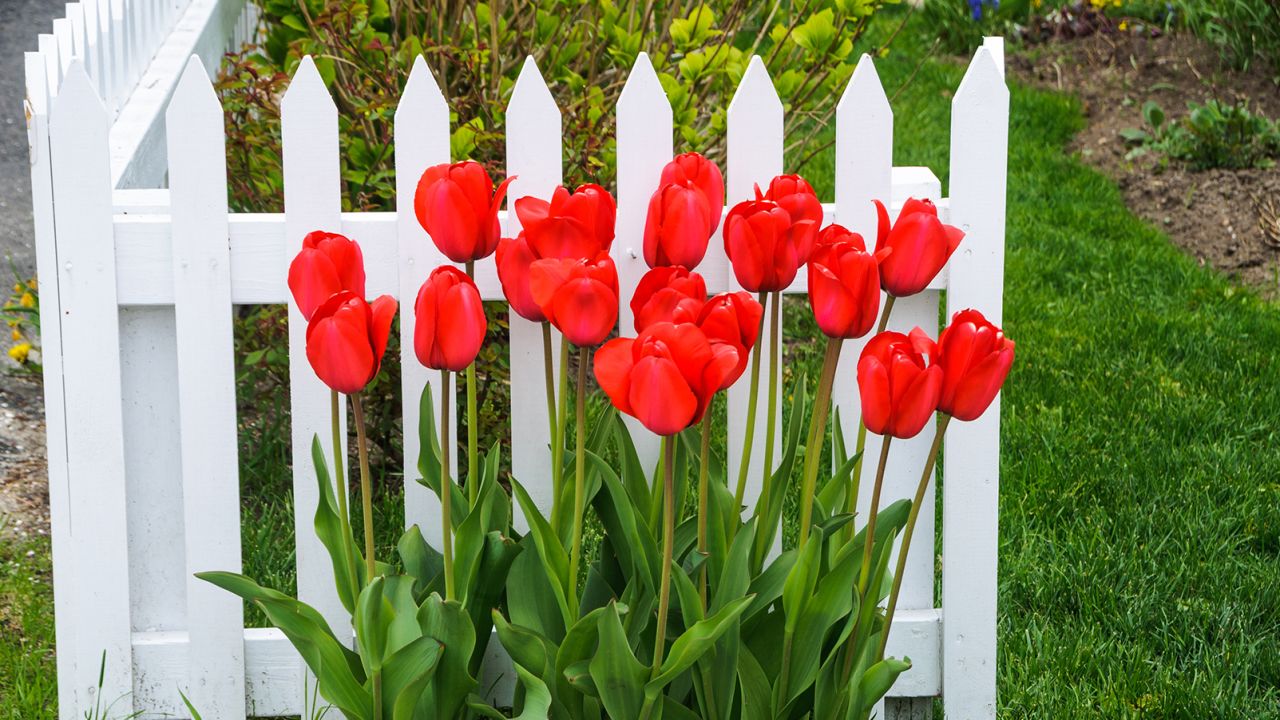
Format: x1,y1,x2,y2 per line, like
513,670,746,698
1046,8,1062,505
29,23,1009,718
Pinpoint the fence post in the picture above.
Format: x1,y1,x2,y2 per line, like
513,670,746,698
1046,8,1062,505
48,62,134,717
281,55,350,707
167,55,246,718
505,56,564,527
942,45,1008,720
614,51,673,469
394,55,453,547
723,55,784,516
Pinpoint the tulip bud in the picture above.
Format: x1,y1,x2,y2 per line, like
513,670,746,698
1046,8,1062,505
807,224,884,340
305,291,397,394
514,183,616,260
529,253,620,347
660,152,724,233
723,199,817,292
874,198,964,298
288,231,366,321
763,174,823,229
934,309,1015,421
414,161,514,263
630,266,707,332
856,329,943,439
414,266,487,372
643,181,716,269
496,234,547,323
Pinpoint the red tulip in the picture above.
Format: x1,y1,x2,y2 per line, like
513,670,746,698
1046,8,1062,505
495,233,546,323
874,198,964,298
723,199,818,292
660,152,724,233
414,161,514,263
630,266,707,332
305,291,397,394
594,321,739,436
514,184,616,260
414,266,487,372
808,224,885,340
762,174,823,228
931,309,1015,421
696,291,763,389
643,181,716,269
857,329,943,439
288,231,366,321
529,253,619,347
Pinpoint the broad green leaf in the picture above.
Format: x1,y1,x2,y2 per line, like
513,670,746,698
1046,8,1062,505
671,558,704,628
416,594,477,720
589,603,647,720
736,647,773,720
381,635,443,720
593,469,660,593
852,657,912,717
416,384,468,527
648,596,753,691
511,664,555,720
508,535,567,643
396,524,442,600
311,436,363,613
354,577,390,674
511,477,573,628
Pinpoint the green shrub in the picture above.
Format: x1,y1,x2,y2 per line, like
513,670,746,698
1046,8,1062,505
1122,98,1280,170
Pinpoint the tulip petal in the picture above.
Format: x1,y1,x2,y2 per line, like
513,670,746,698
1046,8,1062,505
368,295,398,364
552,278,617,347
629,356,697,436
437,283,487,371
593,338,636,415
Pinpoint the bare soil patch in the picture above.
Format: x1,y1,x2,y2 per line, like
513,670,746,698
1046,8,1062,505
0,376,48,543
1011,31,1280,295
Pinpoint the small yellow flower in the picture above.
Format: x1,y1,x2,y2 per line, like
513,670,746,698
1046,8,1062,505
11,283,20,293
11,328,21,341
26,278,36,291
1119,20,1129,30
19,292,34,308
8,343,31,364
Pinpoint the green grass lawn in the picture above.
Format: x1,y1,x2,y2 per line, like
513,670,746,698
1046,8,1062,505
5,14,1280,718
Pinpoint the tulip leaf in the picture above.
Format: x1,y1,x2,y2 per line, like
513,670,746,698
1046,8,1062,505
743,548,797,626
852,656,912,717
416,384,467,527
508,535,567,643
464,531,521,675
711,517,755,614
593,469,660,593
737,646,774,720
671,557,705,628
752,374,808,570
310,436,364,613
510,477,573,629
510,663,556,720
647,595,753,693
589,603,648,720
415,594,477,720
354,576,390,675
396,524,443,600
381,635,443,720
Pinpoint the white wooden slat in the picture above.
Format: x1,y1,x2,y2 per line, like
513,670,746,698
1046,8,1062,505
505,56,563,528
614,51,671,469
107,0,127,113
39,35,60,97
281,55,350,704
65,4,86,62
394,56,453,546
724,55,783,515
166,56,246,718
941,46,1007,720
25,48,79,720
53,18,75,81
48,62,134,717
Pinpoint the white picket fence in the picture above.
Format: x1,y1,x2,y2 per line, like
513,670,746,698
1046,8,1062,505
24,9,1009,716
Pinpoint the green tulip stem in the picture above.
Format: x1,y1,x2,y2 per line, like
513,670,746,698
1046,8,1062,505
439,369,456,601
567,345,589,619
846,294,896,543
551,335,570,530
759,292,782,509
349,392,385,720
858,436,893,593
697,403,714,609
878,414,950,661
733,291,769,510
652,437,677,680
798,337,843,549
465,260,478,507
542,322,561,524
330,390,361,602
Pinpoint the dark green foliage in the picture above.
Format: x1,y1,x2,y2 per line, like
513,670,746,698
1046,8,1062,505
1123,98,1280,169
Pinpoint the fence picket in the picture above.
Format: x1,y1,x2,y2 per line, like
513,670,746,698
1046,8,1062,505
941,46,1008,720
613,51,672,468
724,55,784,515
281,55,350,707
505,56,563,527
167,56,246,718
48,62,133,717
395,56,453,546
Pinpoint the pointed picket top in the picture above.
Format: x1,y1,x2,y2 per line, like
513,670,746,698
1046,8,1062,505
508,55,559,127
169,55,219,115
834,54,892,245
728,54,783,118
618,51,668,112
51,61,106,122
396,55,449,129
281,54,336,116
506,55,561,215
725,54,783,202
954,46,1008,107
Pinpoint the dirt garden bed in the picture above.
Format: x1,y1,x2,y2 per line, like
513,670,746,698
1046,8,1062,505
1011,30,1280,296
0,376,47,544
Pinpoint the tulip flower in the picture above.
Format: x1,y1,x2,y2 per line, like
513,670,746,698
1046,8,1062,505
932,309,1015,421
763,174,823,228
594,321,739,436
874,198,964,298
630,266,707,332
288,231,366,321
305,291,397,394
807,224,885,340
414,266,487,372
495,233,546,323
695,291,763,388
660,152,724,233
529,253,619,347
514,183,616,260
723,199,818,292
414,161,514,264
856,329,943,440
643,181,717,269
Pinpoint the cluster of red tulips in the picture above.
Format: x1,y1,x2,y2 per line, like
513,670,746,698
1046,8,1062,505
279,150,1014,718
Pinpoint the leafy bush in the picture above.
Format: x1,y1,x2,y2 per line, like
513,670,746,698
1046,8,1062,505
921,0,1037,56
1122,99,1280,169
